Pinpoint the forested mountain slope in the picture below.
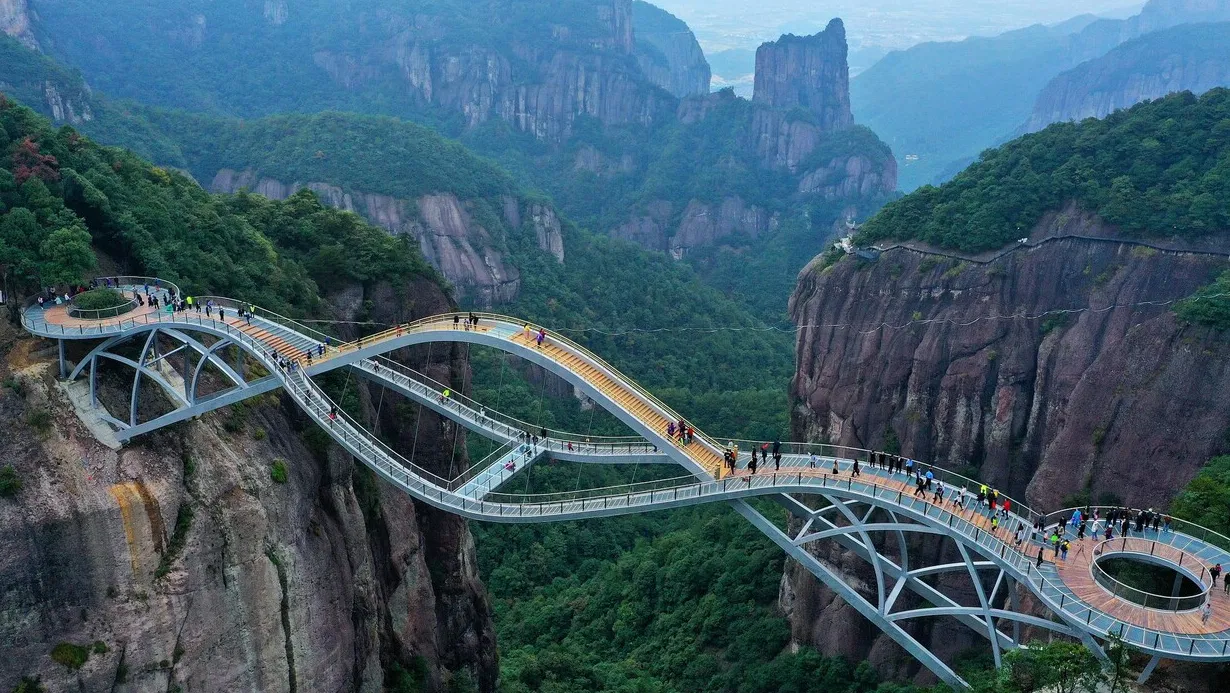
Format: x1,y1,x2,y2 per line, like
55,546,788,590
858,89,1230,252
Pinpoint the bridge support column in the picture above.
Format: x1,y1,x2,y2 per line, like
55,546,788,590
58,339,66,380
89,356,98,407
1137,654,1161,684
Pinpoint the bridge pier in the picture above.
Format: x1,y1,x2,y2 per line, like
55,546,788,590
1137,654,1161,683
57,339,66,380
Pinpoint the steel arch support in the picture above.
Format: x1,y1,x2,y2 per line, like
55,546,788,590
187,336,247,402
957,541,1003,667
84,352,190,425
771,492,1016,654
886,607,1077,638
734,499,969,689
69,333,135,380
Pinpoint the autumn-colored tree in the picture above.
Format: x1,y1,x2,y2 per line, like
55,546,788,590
12,137,60,185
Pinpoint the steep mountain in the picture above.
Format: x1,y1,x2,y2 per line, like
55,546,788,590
852,0,1230,191
0,100,495,692
27,0,670,142
1022,22,1230,133
784,90,1230,669
476,19,896,324
753,20,853,132
631,0,711,98
131,108,568,308
0,0,35,50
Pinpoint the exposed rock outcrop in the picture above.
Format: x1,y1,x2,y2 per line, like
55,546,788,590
0,0,37,50
784,206,1230,670
612,200,673,251
1023,22,1230,133
304,1,669,142
0,280,497,692
670,197,778,258
209,169,550,307
612,197,778,257
753,19,853,132
798,154,897,199
40,83,94,125
632,0,711,98
790,205,1230,512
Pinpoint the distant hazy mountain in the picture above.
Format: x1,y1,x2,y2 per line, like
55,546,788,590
852,0,1230,191
1023,22,1230,133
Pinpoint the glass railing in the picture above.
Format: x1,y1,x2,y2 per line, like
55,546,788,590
22,283,1230,658
1090,541,1210,612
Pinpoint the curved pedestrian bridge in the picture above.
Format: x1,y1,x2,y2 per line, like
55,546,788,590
21,278,1230,686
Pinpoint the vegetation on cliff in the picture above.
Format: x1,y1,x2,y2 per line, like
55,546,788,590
0,99,434,309
857,89,1230,252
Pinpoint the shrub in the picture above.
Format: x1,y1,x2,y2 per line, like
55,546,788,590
71,287,131,314
12,676,45,693
25,410,51,434
49,642,90,669
91,641,108,655
155,503,194,579
0,465,21,497
3,375,25,395
253,427,267,441
270,459,289,484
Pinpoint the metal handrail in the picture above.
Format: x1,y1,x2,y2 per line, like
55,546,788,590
20,282,1230,659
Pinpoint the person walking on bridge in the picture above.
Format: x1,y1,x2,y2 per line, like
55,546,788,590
536,328,546,348
453,314,460,329
851,456,860,477
1212,563,1223,588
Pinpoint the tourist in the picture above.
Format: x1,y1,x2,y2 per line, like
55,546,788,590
1037,547,1045,567
1060,539,1070,561
453,314,460,329
1202,602,1212,624
851,457,860,477
1212,563,1223,588
932,481,944,504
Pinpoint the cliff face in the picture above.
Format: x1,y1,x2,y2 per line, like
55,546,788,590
753,19,853,132
790,206,1230,511
632,0,711,98
209,169,564,306
0,280,497,692
0,0,36,50
613,197,779,257
784,206,1230,669
310,0,668,142
1023,22,1230,133
607,26,894,258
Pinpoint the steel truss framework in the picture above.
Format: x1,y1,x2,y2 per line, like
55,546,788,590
29,303,1228,689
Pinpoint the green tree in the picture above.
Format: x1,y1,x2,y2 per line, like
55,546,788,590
38,226,96,286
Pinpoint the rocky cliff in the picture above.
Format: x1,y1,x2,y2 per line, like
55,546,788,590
791,205,1230,511
311,0,669,142
753,19,853,132
1023,22,1230,133
632,1,711,98
0,0,36,50
209,169,564,306
0,279,497,692
607,25,894,259
784,205,1230,672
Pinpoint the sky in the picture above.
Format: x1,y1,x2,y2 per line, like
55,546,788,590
651,0,1145,57
648,0,1145,92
